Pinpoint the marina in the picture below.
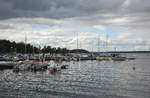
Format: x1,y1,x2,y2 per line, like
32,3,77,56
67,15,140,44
0,52,135,70
0,0,150,97
0,53,150,98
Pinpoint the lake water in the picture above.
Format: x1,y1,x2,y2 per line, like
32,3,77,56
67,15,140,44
0,53,150,98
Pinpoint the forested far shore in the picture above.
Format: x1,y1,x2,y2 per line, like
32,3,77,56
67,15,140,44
0,39,149,54
0,39,69,54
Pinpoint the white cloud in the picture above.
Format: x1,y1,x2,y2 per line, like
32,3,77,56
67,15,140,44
0,0,150,52
93,25,106,30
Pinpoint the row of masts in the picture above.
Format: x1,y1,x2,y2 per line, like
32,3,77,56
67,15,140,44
76,32,109,53
24,32,139,53
97,33,109,54
24,32,109,54
76,32,82,49
25,32,35,55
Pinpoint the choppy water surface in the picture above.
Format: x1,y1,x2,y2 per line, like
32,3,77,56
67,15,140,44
0,53,150,98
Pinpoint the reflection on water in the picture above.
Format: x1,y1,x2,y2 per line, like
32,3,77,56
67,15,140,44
0,53,150,98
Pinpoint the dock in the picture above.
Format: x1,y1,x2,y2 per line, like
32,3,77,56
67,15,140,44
0,62,16,70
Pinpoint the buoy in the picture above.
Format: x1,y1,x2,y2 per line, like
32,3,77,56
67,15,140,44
13,69,16,72
133,66,136,70
50,69,54,74
13,69,19,73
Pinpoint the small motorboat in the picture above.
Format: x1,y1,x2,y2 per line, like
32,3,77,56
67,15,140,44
61,64,68,69
111,54,127,61
31,60,48,71
96,57,103,61
127,55,136,60
13,60,31,72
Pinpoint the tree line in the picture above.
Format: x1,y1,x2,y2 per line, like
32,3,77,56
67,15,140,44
0,40,69,54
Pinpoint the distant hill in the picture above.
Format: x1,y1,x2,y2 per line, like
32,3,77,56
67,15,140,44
70,49,89,53
92,51,150,53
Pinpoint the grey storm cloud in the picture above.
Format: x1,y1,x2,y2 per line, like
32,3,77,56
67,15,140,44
0,0,149,20
126,0,150,13
0,0,125,19
0,0,150,32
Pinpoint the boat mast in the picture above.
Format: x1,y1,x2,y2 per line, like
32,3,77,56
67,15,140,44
77,32,79,49
92,40,93,53
25,32,27,54
80,41,82,49
24,32,27,60
98,33,100,55
32,42,35,56
106,33,108,53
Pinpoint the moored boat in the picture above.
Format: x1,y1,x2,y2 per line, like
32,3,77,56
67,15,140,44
111,54,127,61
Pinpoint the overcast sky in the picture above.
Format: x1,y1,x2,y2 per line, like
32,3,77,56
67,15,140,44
0,0,150,51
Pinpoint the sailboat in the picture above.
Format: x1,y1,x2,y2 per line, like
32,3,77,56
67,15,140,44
111,53,127,61
102,33,110,61
96,33,103,61
111,56,127,61
13,32,30,72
